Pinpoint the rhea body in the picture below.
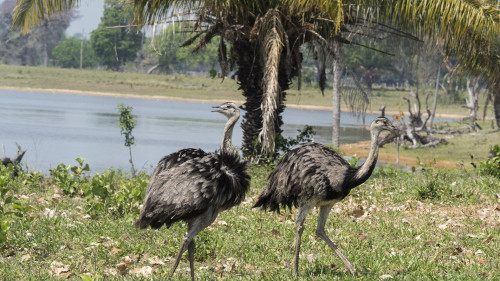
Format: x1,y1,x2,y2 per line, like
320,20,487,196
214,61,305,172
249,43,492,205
253,117,395,275
136,102,250,280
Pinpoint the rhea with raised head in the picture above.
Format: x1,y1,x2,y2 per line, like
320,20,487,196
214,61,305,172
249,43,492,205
136,102,250,280
254,117,396,276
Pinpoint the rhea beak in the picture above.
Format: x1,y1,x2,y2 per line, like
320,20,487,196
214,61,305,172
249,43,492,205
211,106,222,113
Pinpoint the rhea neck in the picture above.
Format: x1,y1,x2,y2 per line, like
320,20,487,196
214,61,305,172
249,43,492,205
221,111,240,154
350,127,382,186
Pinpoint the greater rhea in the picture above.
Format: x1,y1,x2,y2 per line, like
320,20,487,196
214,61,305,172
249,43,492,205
136,102,250,280
253,117,395,276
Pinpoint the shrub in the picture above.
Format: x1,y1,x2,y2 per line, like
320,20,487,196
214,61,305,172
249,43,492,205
50,158,90,196
478,144,500,178
83,169,148,219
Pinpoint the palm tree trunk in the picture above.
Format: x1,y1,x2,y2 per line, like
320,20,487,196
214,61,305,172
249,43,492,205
332,41,343,147
234,40,287,159
494,84,500,130
235,41,264,158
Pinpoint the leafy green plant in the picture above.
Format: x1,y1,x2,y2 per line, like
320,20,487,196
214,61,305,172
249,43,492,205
21,171,44,192
372,164,403,178
83,169,148,219
276,125,316,154
0,165,33,246
117,103,136,176
348,154,360,167
249,125,316,161
50,158,90,196
112,172,148,219
83,169,117,216
478,144,500,178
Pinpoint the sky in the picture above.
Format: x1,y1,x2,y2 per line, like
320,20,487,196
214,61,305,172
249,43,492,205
65,0,105,37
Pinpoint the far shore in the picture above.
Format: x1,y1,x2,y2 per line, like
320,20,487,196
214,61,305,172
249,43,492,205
0,86,467,119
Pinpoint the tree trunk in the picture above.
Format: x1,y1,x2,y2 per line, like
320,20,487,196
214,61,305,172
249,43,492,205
332,41,343,147
429,65,440,130
235,38,295,159
466,77,480,131
235,40,287,159
42,41,48,67
494,84,500,129
42,20,49,67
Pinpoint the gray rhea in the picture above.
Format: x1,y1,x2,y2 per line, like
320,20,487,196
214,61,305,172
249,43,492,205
253,117,396,276
135,102,250,280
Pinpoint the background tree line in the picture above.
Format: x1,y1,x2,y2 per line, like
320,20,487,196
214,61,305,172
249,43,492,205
1,0,470,91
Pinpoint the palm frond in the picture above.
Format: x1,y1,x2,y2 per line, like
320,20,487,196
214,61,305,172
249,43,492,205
258,9,284,155
12,0,78,33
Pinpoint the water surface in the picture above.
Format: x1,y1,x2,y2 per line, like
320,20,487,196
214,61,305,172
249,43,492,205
0,90,425,174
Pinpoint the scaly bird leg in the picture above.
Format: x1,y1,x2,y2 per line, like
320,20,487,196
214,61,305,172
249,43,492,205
170,236,191,279
188,240,195,281
169,209,218,280
316,205,355,275
294,205,312,276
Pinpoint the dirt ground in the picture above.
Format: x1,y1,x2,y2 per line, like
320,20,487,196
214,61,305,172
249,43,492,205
340,141,459,169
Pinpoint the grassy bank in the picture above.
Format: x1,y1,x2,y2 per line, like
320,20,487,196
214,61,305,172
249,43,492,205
1,161,499,280
0,64,491,116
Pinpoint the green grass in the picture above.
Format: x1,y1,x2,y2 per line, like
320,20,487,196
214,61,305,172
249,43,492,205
1,64,498,280
0,64,242,102
1,163,499,280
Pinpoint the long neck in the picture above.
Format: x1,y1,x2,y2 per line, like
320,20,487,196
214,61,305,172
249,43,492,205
350,128,381,185
221,112,239,153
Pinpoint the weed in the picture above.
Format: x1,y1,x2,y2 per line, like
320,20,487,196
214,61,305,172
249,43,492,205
249,125,316,161
50,158,90,196
117,103,136,176
372,164,402,178
415,167,452,200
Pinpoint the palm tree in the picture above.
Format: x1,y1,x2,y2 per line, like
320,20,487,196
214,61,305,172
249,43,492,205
13,0,500,154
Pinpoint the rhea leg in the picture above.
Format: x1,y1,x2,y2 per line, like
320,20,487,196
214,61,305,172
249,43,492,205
293,205,312,276
315,205,355,275
188,238,195,280
169,210,218,280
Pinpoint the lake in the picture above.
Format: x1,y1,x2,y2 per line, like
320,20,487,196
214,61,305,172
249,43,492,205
0,89,413,174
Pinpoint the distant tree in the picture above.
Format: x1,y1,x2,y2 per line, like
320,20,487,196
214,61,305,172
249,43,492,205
150,23,220,74
344,39,396,94
52,37,98,68
90,0,142,70
0,0,75,66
